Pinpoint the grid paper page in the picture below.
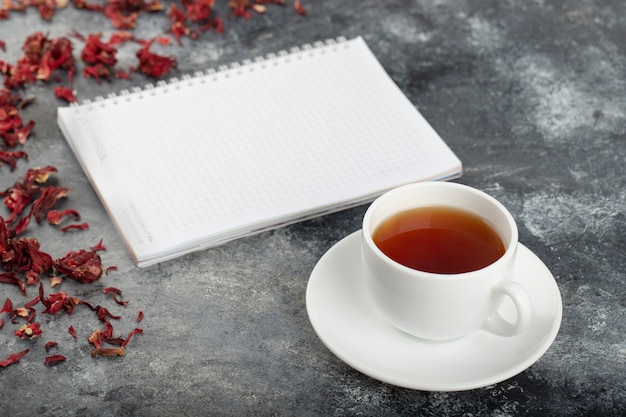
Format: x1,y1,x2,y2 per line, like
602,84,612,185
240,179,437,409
58,37,461,266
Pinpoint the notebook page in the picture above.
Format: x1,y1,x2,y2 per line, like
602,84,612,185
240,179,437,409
58,36,461,265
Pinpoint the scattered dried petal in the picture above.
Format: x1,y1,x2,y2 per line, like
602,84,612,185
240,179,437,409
15,322,42,339
54,248,103,283
30,185,70,223
60,222,89,232
136,310,144,322
121,327,143,347
46,208,81,225
0,349,29,368
293,0,305,15
49,276,63,287
0,150,28,171
96,305,121,321
91,347,125,358
103,287,128,305
44,354,66,365
68,325,76,338
44,341,58,351
53,86,77,103
0,297,14,314
0,272,27,295
134,40,177,78
90,239,106,252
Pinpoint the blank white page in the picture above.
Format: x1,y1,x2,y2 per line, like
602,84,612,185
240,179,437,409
58,36,461,266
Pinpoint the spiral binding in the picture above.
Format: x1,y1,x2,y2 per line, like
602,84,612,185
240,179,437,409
70,36,349,108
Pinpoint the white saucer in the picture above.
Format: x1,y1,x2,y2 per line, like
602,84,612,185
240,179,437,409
306,231,562,391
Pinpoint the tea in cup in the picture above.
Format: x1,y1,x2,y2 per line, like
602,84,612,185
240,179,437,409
361,182,532,342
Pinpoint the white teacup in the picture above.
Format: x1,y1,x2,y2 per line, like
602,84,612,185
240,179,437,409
361,182,532,342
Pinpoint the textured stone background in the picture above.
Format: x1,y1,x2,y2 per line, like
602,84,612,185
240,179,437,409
0,0,624,416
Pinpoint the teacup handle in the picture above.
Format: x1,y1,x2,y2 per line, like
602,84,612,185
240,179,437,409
482,280,532,337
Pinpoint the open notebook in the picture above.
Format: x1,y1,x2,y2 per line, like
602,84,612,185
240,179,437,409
57,36,462,267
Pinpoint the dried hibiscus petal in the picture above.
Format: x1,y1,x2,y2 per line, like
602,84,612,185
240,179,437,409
46,208,80,225
90,239,106,252
2,237,54,281
0,272,26,295
40,287,85,315
96,305,121,321
0,150,28,171
121,327,143,347
15,322,42,339
44,341,58,351
54,248,103,283
0,89,36,147
68,325,77,338
30,185,70,223
0,297,13,314
134,40,176,78
49,276,63,287
294,0,305,15
0,349,29,368
1,33,74,91
60,222,89,232
103,287,128,305
44,354,66,365
54,86,77,103
91,347,125,358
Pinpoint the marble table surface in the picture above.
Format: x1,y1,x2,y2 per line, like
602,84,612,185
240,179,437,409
0,0,624,415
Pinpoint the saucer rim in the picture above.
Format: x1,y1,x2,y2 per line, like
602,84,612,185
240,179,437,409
306,230,563,391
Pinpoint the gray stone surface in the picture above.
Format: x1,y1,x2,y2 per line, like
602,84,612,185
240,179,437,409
0,0,624,416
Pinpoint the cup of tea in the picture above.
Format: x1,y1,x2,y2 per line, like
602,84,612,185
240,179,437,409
361,181,532,342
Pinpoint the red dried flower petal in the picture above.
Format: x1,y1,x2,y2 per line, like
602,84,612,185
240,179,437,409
0,150,28,171
30,185,70,223
88,329,103,348
121,327,143,347
90,239,106,252
104,286,127,305
0,89,36,147
60,222,89,232
68,325,77,338
294,0,306,15
1,33,74,91
0,349,29,368
50,276,63,287
46,208,80,225
81,33,118,67
0,272,27,295
15,307,29,317
54,86,77,103
71,0,103,12
41,289,84,315
136,310,144,322
44,341,58,351
44,354,66,365
91,347,125,357
1,297,14,314
15,322,42,339
24,295,40,309
96,305,121,321
54,248,104,283
134,40,177,78
2,237,54,281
